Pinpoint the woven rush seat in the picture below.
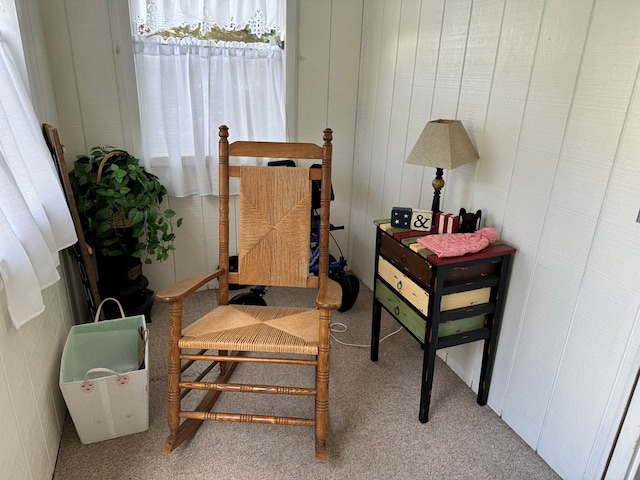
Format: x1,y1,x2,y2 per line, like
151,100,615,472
180,305,319,355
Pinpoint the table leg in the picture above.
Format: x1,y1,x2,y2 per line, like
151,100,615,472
477,254,513,405
478,338,493,406
419,265,446,423
371,298,382,362
419,321,439,423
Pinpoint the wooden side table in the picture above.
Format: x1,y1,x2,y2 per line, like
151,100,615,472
370,220,516,422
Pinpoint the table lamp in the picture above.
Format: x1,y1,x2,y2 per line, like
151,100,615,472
405,119,479,213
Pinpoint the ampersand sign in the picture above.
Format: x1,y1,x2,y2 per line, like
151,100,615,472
410,209,432,231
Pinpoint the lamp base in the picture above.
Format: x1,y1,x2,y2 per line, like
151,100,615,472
431,167,445,214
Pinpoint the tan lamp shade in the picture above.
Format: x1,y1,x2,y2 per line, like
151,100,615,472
406,119,479,169
405,119,479,213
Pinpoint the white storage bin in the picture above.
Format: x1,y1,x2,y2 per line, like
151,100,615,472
59,298,149,444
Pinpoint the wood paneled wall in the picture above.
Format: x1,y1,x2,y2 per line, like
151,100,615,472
352,0,640,478
29,0,640,478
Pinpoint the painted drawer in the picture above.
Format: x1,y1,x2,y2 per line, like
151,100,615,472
377,256,491,313
378,256,429,313
375,279,427,342
438,315,486,338
375,280,487,342
379,232,433,285
442,262,498,285
441,287,491,311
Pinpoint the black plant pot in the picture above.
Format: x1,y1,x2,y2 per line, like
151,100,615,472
95,227,142,286
95,229,153,322
100,287,154,322
97,263,154,323
96,253,143,287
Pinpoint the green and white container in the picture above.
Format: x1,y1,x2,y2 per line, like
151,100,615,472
59,298,149,444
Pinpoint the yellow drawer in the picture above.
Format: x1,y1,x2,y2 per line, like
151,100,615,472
378,256,429,313
441,287,491,310
378,256,491,313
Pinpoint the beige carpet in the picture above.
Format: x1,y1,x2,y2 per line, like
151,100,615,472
53,282,560,480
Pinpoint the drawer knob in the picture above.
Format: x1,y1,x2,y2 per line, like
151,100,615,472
401,254,406,265
394,306,400,316
397,280,403,290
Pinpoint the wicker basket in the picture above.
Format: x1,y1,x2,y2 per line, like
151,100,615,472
97,150,130,229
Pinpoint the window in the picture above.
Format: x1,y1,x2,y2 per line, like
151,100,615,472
0,2,77,329
128,0,286,197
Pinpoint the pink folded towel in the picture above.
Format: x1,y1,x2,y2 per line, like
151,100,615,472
417,227,498,258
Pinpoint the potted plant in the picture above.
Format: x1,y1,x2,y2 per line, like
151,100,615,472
70,146,182,317
70,146,182,262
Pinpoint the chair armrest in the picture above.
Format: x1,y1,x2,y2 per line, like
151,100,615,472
316,274,342,310
156,270,224,303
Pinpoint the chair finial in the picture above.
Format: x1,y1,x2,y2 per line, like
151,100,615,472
219,125,229,140
323,128,333,144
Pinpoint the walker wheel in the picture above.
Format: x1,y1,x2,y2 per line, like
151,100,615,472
332,271,359,312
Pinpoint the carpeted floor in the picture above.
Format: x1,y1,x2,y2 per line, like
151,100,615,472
53,282,560,480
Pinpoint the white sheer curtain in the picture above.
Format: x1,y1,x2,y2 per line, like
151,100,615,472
129,0,286,197
0,38,77,328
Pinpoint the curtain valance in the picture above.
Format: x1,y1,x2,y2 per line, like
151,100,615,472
130,0,283,37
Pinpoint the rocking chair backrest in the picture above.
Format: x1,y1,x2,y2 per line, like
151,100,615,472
217,125,333,305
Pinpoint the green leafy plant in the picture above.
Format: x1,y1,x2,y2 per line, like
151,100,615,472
70,146,182,263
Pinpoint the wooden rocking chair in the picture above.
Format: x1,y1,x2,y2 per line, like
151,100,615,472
157,125,341,462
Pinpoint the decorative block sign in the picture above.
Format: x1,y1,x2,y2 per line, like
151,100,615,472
435,212,460,234
391,207,412,228
410,209,432,231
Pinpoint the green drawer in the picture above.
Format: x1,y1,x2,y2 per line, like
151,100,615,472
375,279,426,342
438,315,485,338
375,279,486,343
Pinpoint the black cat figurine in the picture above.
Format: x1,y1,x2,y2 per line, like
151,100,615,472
458,208,482,233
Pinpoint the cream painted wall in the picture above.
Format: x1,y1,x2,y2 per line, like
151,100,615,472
0,1,79,479
28,0,640,478
352,0,640,478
